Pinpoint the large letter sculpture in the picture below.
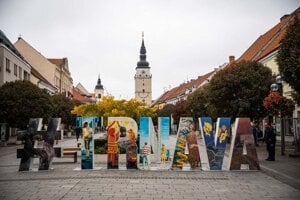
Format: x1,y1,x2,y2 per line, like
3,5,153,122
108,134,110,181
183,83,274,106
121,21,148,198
159,117,170,169
107,117,138,169
139,117,150,168
229,118,260,170
17,118,43,171
172,117,200,170
199,117,231,170
39,118,61,170
81,116,98,169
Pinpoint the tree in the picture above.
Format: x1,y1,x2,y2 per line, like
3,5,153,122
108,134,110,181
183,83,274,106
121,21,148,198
205,61,273,120
185,87,210,118
263,91,295,117
51,94,75,128
277,17,300,94
172,100,188,124
157,104,175,117
71,96,157,125
0,80,53,129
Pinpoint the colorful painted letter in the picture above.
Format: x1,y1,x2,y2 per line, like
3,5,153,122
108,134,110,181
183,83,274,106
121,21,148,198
159,117,170,165
81,116,98,169
229,118,260,170
107,117,138,169
172,117,200,170
199,117,231,170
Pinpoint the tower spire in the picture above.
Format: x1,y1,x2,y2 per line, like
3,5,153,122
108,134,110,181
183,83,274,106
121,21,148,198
95,74,103,90
137,32,149,68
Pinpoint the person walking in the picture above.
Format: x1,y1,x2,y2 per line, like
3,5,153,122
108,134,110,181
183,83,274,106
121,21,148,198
264,122,276,161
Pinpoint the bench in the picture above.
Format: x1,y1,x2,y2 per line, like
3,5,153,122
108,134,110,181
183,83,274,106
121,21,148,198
63,147,81,163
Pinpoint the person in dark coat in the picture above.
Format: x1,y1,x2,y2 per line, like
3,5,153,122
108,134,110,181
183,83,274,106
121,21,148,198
251,122,259,146
264,122,276,161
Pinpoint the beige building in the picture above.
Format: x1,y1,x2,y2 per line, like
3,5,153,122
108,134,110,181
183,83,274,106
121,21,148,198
48,58,73,96
0,30,31,86
134,36,152,106
14,37,73,96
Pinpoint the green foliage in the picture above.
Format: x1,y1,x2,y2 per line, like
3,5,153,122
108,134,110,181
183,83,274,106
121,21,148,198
172,100,188,124
0,80,53,129
94,138,107,154
72,96,157,125
277,17,300,94
51,94,75,127
186,87,210,118
157,104,174,117
205,61,273,120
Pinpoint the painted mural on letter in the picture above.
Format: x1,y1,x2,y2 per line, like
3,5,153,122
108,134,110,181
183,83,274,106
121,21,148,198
229,118,260,170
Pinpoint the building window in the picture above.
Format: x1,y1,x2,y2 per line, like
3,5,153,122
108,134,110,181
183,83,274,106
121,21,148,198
14,64,18,76
142,89,145,92
6,58,10,73
98,94,101,98
18,66,22,79
24,71,29,81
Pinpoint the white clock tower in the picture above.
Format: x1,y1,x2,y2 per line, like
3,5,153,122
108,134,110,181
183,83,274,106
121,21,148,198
134,33,152,106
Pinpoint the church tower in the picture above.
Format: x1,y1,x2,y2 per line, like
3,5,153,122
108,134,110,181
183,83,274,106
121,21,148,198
94,74,104,102
134,33,152,106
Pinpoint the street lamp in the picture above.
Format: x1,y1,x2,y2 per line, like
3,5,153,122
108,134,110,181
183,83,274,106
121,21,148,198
270,75,285,156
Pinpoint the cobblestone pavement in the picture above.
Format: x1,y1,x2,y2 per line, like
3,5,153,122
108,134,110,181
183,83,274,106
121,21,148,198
0,134,299,200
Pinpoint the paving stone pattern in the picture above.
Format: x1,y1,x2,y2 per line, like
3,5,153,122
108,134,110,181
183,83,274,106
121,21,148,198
0,134,299,200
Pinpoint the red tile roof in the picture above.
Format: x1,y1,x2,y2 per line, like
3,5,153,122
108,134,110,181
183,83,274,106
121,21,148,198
48,58,64,66
72,87,95,104
238,8,300,62
156,70,215,104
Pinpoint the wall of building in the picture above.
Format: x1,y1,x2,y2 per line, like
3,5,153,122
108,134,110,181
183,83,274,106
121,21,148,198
135,71,152,105
260,51,293,98
260,50,299,119
14,39,56,87
0,44,30,86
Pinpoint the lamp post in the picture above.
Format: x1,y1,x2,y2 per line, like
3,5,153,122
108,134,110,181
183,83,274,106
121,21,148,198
270,75,285,156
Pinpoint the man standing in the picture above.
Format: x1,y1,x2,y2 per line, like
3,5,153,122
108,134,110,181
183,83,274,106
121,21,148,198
251,122,259,146
264,122,276,161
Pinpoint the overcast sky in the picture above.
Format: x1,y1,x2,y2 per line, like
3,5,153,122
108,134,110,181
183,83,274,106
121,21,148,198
0,0,299,100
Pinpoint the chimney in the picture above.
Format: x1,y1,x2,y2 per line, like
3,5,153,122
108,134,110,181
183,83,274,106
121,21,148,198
229,56,235,65
280,14,289,22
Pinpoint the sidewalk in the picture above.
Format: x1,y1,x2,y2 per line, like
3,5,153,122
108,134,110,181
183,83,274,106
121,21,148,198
0,134,299,199
256,138,300,190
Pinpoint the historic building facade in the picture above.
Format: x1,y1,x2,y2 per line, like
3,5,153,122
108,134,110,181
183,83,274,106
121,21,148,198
0,30,31,86
14,37,72,96
134,35,152,106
